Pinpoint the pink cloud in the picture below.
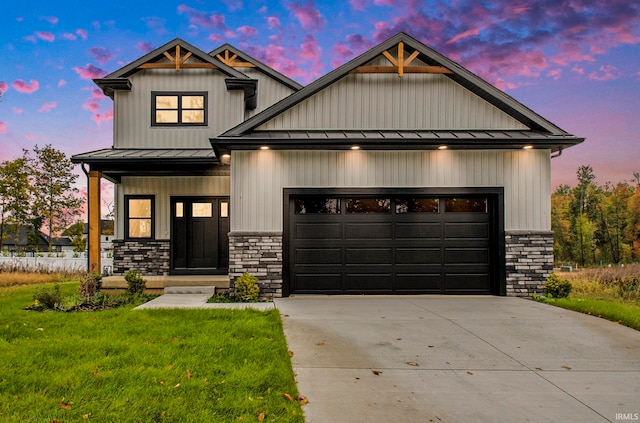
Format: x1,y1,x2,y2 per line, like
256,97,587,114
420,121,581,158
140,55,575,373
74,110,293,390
76,29,88,40
208,34,223,43
24,35,37,43
237,25,257,36
0,81,7,94
36,32,55,42
572,65,585,75
137,41,155,53
177,4,228,30
89,47,114,65
267,16,281,29
26,134,36,140
12,107,23,114
92,111,114,126
589,65,620,81
548,69,562,80
62,33,77,40
38,102,57,113
350,0,368,11
0,122,6,134
44,16,59,24
11,79,39,93
82,88,107,113
58,79,66,87
287,1,325,31
300,34,322,61
73,64,107,80
332,43,353,67
143,16,167,35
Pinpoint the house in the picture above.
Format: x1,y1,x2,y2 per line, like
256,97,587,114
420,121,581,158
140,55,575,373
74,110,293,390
62,220,115,255
1,224,73,255
72,32,583,298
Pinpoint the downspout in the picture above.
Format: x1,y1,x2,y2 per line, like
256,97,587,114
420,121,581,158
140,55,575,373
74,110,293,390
81,162,90,271
551,148,563,159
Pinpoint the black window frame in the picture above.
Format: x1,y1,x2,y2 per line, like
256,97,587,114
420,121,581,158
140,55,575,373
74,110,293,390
125,195,155,240
151,91,208,127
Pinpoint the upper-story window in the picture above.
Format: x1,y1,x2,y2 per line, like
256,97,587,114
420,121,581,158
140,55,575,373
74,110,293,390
152,91,207,126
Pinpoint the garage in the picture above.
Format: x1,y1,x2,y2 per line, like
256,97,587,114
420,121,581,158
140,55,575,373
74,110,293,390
284,188,504,295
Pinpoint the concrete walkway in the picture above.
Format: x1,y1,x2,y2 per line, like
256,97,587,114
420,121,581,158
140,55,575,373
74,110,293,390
135,294,275,310
274,296,640,423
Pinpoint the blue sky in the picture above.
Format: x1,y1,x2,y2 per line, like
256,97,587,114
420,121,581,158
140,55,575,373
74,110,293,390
1,0,639,216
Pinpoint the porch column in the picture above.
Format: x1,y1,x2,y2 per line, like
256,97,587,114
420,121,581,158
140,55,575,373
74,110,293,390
88,170,102,274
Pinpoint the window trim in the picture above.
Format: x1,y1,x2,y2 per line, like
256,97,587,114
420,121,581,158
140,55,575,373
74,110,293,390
151,91,208,127
125,195,155,240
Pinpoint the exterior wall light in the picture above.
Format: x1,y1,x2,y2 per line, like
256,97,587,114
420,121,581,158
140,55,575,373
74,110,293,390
523,145,533,149
260,146,270,150
350,145,360,150
438,145,448,150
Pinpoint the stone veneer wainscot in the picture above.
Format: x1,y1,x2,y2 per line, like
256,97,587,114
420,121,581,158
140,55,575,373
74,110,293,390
228,232,282,300
505,231,554,297
112,239,170,276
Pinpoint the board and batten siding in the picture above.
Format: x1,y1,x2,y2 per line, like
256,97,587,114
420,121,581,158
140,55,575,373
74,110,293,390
258,56,528,131
115,176,230,239
230,149,550,232
114,68,245,149
240,67,297,118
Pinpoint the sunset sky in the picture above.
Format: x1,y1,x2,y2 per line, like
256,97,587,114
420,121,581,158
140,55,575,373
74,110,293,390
1,0,639,217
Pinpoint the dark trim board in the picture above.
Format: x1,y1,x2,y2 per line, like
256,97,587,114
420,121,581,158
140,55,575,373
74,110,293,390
282,187,505,296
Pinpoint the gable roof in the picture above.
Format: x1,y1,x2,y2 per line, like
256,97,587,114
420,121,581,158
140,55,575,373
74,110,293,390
95,38,249,98
209,44,303,92
2,225,71,248
213,32,583,152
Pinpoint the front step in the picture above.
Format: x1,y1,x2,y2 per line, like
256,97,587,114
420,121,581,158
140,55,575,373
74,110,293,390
164,286,215,295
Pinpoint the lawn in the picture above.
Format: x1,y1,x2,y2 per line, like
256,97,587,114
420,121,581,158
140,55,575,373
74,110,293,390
0,282,304,422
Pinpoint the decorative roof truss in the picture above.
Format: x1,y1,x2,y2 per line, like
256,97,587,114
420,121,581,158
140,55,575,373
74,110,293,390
137,45,217,71
350,42,452,77
215,49,256,68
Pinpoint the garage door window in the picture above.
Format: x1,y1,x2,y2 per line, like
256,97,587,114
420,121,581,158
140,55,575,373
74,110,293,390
346,198,391,214
396,198,439,213
295,198,340,214
445,198,487,213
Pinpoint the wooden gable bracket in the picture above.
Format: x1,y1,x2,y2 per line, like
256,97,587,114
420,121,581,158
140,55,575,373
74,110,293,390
349,42,453,77
137,45,217,71
215,49,256,68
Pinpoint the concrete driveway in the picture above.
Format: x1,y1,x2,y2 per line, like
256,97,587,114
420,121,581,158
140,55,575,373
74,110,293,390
274,296,640,423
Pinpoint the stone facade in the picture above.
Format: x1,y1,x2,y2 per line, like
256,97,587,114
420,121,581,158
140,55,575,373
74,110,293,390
505,231,554,297
112,239,170,276
228,232,282,300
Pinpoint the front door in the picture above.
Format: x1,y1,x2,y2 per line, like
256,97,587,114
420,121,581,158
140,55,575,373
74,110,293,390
172,197,229,273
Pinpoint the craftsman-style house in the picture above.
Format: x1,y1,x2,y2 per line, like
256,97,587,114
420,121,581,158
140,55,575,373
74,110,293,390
72,32,583,298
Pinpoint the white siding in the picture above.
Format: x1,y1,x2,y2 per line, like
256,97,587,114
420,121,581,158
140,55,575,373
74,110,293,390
116,176,230,239
240,67,297,118
258,69,528,131
231,149,550,232
114,68,245,149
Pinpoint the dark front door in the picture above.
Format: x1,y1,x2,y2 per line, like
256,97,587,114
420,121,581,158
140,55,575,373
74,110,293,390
172,197,229,273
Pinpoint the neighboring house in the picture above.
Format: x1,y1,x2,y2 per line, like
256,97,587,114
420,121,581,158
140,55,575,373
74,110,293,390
1,224,73,255
72,32,583,298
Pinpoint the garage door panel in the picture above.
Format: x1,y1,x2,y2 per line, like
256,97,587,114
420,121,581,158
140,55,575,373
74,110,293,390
346,248,393,264
345,222,393,239
445,273,491,292
295,274,342,291
295,248,342,265
294,222,342,239
395,274,442,291
395,248,441,264
444,222,489,239
345,274,393,291
445,248,489,264
395,222,442,239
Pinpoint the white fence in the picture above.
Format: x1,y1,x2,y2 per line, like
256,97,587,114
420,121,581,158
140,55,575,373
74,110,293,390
0,255,114,274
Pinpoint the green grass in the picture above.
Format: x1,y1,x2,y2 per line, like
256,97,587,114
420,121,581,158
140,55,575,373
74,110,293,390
543,297,640,331
0,282,304,422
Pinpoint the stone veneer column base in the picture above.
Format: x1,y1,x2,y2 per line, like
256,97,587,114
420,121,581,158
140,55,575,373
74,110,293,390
505,231,554,297
112,239,171,276
228,232,282,300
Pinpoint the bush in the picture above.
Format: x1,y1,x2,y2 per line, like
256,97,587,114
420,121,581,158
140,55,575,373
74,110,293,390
78,273,103,302
234,273,260,302
544,273,573,298
124,269,146,296
33,283,64,310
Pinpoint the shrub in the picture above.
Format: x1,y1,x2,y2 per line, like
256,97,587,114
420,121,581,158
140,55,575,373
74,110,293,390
234,273,260,302
124,269,146,296
78,273,103,302
33,283,64,310
544,273,573,298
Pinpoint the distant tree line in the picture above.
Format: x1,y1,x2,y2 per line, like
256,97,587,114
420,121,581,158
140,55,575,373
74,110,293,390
0,145,84,252
552,165,640,266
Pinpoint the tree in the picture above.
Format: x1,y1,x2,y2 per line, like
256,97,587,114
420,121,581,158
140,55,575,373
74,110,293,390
0,154,33,250
30,145,84,251
551,186,573,262
64,221,88,253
